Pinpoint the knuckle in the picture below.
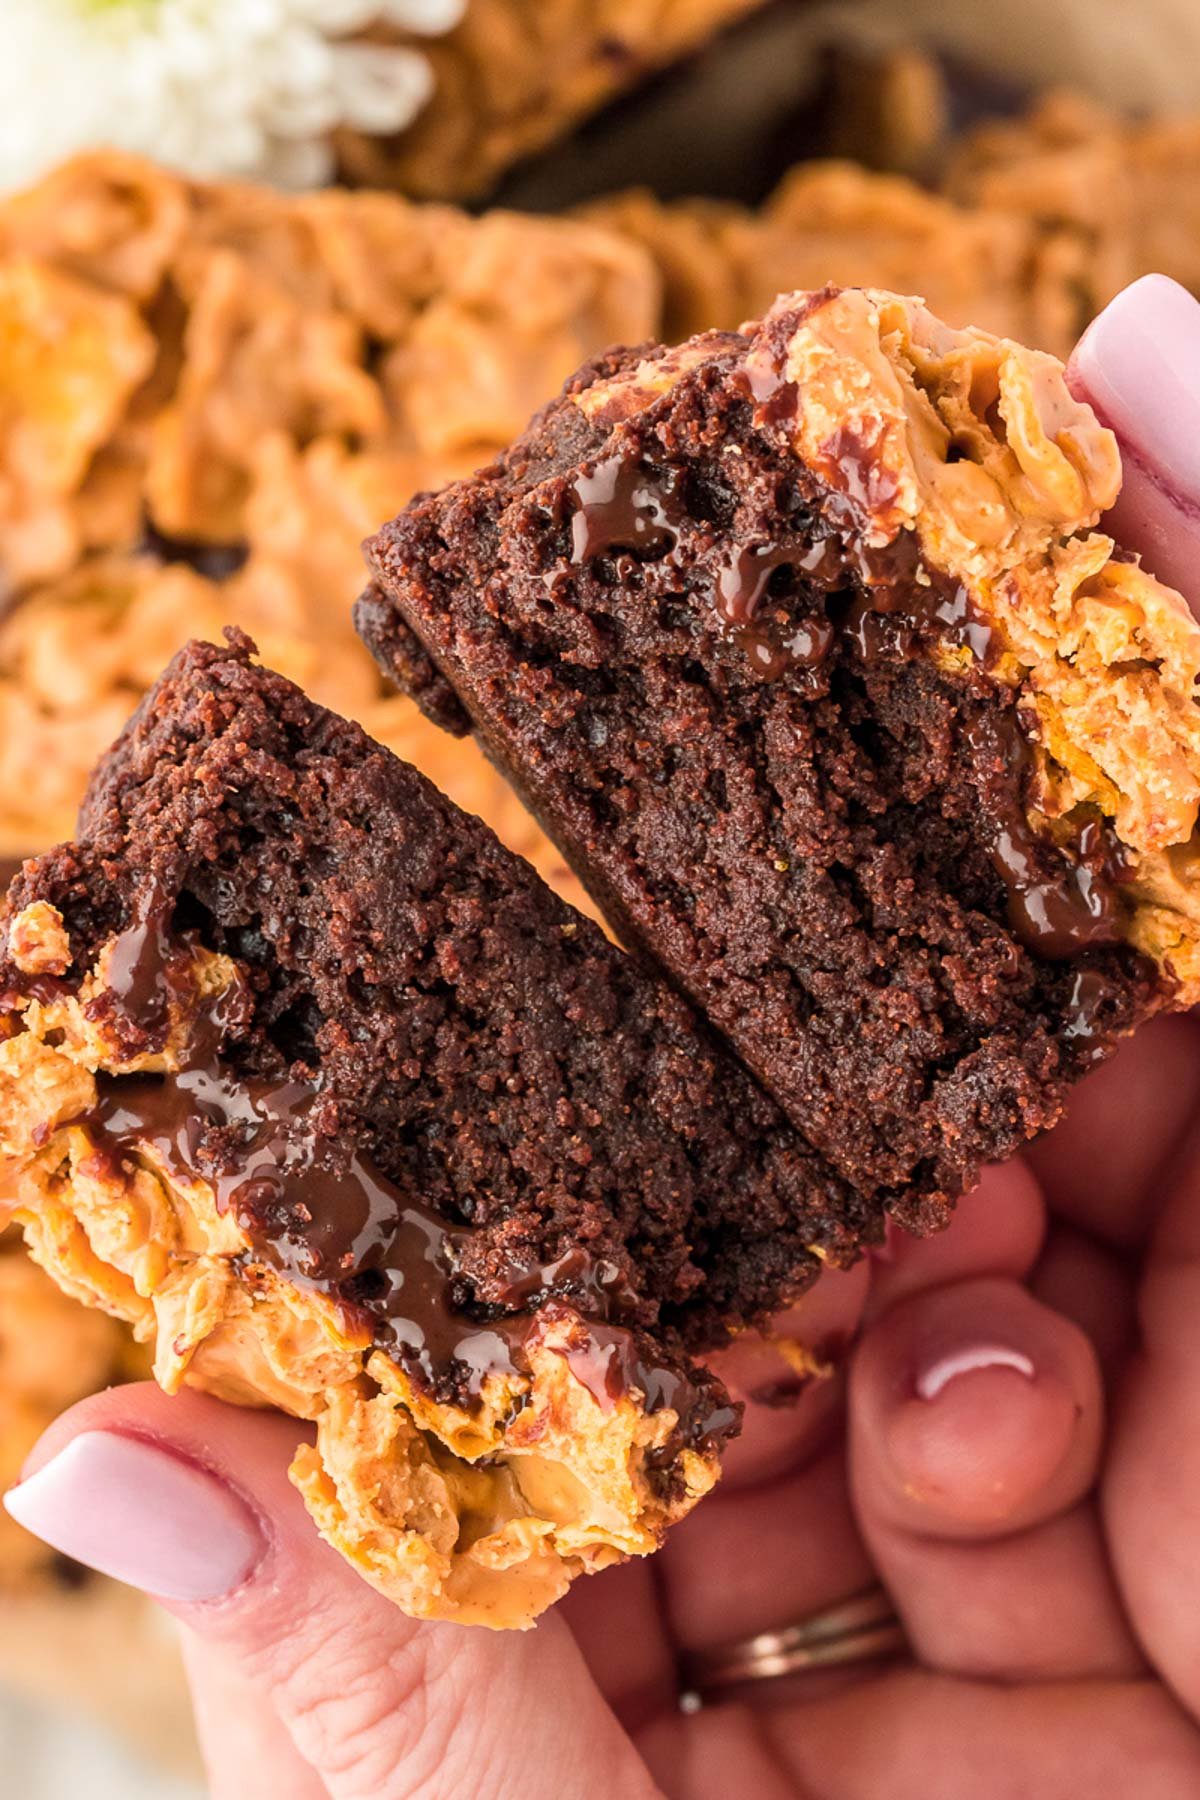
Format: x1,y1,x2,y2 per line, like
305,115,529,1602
270,1626,466,1798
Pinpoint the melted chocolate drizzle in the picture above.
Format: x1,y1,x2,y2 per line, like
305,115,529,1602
570,455,686,562
74,906,734,1453
564,357,1132,965
746,353,800,426
714,543,838,681
568,371,992,689
965,709,1130,962
1061,966,1129,1067
105,886,177,1033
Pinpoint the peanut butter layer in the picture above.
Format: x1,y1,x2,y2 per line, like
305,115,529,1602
0,861,727,1632
1,992,720,1628
362,285,1183,1229
742,288,1200,994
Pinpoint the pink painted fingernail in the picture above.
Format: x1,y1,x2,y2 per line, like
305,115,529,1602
916,1343,1035,1402
4,1433,263,1602
1067,274,1200,604
1070,275,1200,492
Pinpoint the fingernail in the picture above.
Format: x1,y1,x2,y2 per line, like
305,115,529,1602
1068,274,1200,500
4,1432,264,1602
916,1343,1035,1402
1067,275,1200,605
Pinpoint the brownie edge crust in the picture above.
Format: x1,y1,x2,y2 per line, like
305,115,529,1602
361,285,1199,1230
0,633,890,1628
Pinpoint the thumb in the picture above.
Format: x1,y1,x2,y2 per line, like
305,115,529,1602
1066,272,1200,614
5,1383,660,1800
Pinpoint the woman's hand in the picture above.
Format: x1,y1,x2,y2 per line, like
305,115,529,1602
8,274,1200,1800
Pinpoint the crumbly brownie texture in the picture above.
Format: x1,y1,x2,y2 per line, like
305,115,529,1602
0,636,880,1626
0,150,656,862
337,0,768,201
363,285,1200,1225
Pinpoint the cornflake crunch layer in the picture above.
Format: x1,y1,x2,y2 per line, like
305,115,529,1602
738,287,1200,997
0,906,723,1630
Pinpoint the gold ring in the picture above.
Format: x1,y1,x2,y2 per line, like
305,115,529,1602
680,1587,906,1700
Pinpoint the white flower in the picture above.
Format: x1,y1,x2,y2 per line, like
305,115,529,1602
0,0,467,193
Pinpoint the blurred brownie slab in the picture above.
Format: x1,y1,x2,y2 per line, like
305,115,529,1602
340,0,769,201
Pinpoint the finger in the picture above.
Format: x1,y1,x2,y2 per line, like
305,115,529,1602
658,1442,874,1660
1031,1221,1137,1385
708,1259,869,1492
1104,1112,1200,1721
651,1169,1046,1678
852,1276,1102,1541
696,1157,1043,1500
865,1159,1046,1322
5,1384,659,1800
647,1264,872,1698
558,1560,676,1733
1067,272,1200,612
850,1276,1141,1679
1024,1013,1200,1249
182,1632,328,1800
649,1670,1200,1800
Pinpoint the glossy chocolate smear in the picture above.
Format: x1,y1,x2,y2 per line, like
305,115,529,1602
104,887,178,1034
570,454,687,562
87,1063,518,1384
965,708,1129,961
568,401,991,684
715,542,838,681
77,923,734,1451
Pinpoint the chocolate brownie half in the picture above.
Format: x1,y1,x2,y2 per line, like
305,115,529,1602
362,286,1200,1229
0,633,871,1627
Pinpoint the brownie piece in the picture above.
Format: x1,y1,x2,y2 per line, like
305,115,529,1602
9,631,858,1342
10,633,865,1623
1,633,916,1626
362,285,1198,1229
